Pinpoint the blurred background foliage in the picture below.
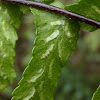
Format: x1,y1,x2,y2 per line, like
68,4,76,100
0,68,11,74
0,0,100,100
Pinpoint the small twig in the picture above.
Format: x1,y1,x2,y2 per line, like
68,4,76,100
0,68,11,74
1,0,100,28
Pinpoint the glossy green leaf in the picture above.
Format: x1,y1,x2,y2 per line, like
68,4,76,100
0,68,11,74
12,2,80,100
40,0,54,3
65,0,100,32
92,86,100,100
0,3,22,90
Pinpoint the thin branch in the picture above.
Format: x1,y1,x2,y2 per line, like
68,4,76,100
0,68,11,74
1,0,100,28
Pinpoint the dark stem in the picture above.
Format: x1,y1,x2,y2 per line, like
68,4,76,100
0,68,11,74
1,0,100,28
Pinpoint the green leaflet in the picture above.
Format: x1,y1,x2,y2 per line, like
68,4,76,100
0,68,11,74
0,3,22,90
92,86,100,100
65,0,100,32
40,0,54,3
12,2,80,100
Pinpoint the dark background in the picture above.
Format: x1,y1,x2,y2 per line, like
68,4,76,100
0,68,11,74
0,0,100,100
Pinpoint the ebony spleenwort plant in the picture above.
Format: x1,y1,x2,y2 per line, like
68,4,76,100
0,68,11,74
0,0,100,100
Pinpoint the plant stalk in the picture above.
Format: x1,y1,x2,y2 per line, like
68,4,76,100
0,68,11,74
1,0,100,28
